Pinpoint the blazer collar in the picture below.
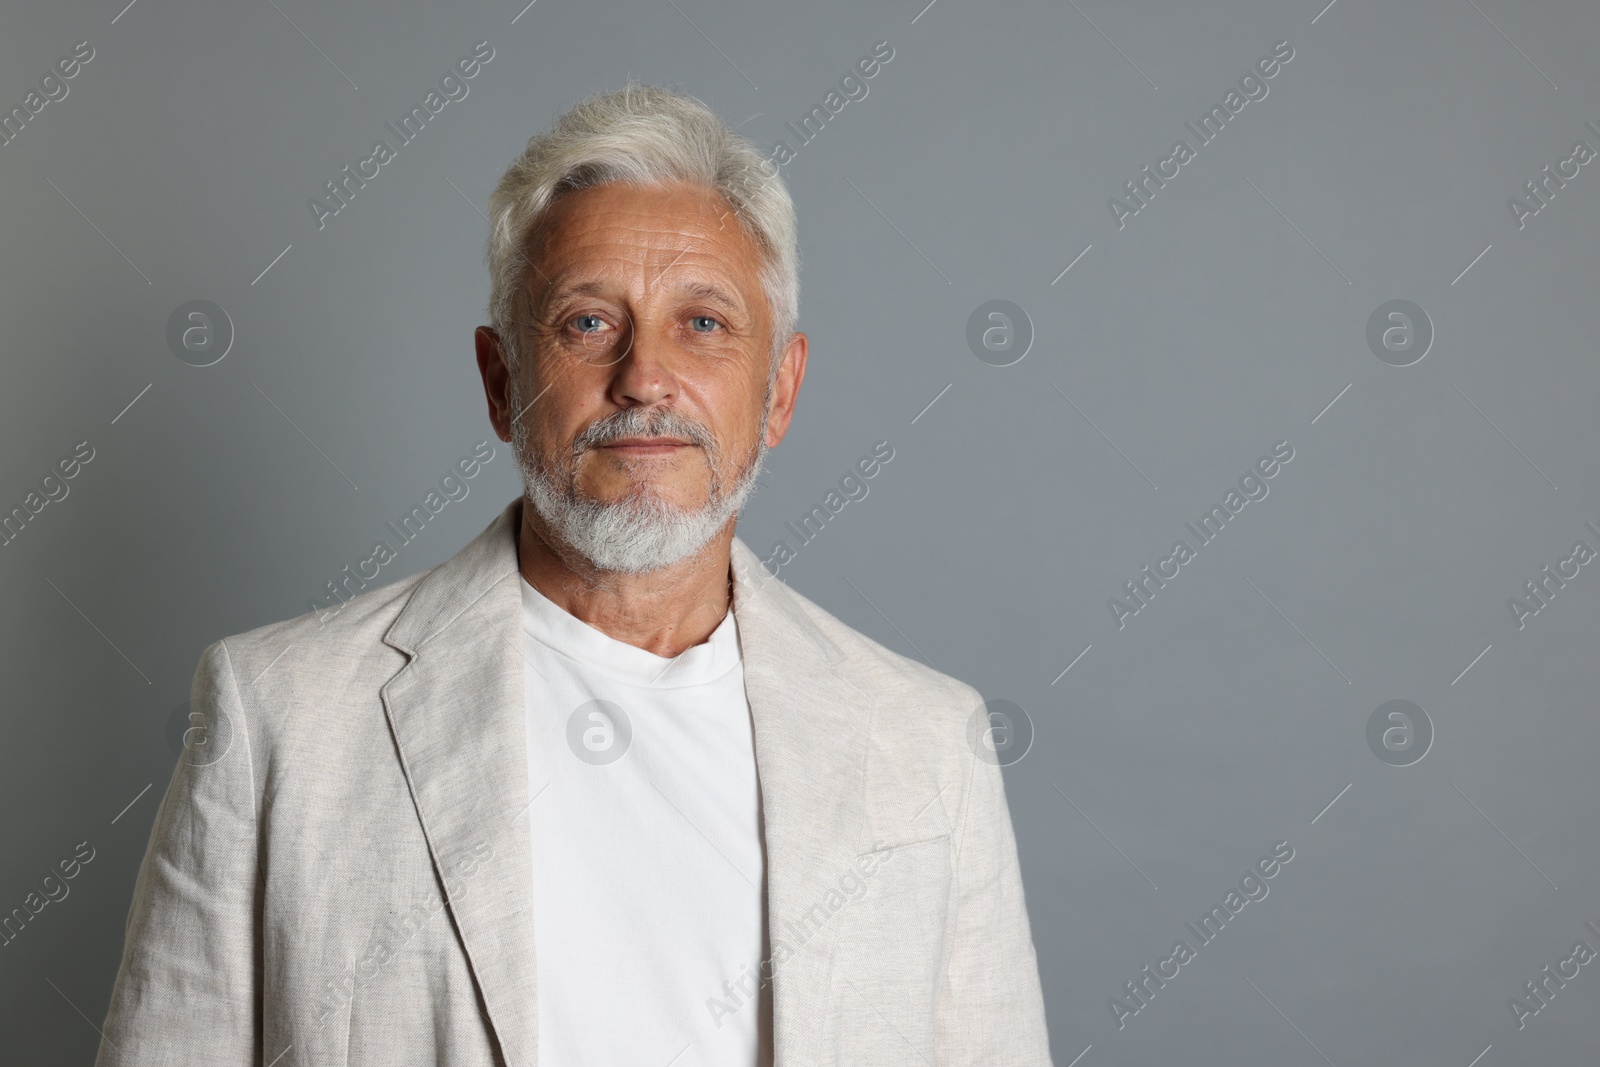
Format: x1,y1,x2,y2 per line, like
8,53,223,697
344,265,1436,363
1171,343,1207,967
379,497,874,1066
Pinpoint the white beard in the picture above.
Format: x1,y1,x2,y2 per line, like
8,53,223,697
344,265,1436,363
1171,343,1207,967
510,381,769,575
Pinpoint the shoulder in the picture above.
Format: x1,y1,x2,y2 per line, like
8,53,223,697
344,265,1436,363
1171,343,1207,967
766,572,984,728
202,565,432,699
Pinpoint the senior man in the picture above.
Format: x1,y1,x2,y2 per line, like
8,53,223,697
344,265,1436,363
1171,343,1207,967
95,85,1051,1066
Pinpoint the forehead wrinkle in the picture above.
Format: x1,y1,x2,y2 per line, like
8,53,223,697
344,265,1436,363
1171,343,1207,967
638,252,754,318
645,244,692,299
528,186,764,321
542,255,753,317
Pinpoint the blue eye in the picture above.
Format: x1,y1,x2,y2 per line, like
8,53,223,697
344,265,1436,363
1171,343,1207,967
573,314,606,333
690,315,719,332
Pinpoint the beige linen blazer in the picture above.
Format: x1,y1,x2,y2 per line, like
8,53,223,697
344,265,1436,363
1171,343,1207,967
95,497,1052,1066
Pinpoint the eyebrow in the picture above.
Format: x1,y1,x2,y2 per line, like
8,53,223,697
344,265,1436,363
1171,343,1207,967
541,276,748,313
677,280,745,312
552,280,608,299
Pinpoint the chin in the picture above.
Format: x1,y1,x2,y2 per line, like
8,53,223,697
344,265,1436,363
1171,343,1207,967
585,475,709,513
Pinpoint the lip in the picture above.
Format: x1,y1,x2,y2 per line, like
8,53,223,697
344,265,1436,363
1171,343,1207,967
597,438,694,454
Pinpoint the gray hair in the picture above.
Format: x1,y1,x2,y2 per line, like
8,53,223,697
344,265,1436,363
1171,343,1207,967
485,83,799,371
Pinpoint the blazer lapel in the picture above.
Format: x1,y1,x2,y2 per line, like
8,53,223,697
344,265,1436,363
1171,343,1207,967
729,541,875,1066
379,498,539,1067
375,498,874,1067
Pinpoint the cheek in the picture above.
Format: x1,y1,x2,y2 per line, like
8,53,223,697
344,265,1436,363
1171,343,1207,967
529,368,604,441
526,406,587,470
701,386,767,461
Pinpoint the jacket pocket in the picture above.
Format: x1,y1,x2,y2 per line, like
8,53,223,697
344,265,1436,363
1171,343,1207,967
822,835,952,1064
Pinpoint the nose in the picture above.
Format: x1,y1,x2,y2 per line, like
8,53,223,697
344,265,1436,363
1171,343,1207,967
607,316,679,410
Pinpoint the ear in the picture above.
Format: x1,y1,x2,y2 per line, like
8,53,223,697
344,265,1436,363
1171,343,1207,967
763,331,808,449
475,326,514,443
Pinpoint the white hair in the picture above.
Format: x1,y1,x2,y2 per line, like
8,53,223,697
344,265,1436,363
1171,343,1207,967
485,82,799,369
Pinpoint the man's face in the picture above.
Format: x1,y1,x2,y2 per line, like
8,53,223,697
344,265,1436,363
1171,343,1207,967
476,179,806,572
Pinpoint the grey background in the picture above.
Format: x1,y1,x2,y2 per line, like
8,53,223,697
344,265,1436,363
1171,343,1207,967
2,0,1597,1062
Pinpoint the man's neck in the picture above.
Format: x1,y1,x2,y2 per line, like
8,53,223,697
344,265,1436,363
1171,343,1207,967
515,502,736,659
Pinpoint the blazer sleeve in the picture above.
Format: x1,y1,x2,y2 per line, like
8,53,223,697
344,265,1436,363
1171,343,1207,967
936,683,1054,1065
95,639,262,1066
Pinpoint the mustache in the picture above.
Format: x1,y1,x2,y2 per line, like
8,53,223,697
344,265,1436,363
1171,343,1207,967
571,407,717,454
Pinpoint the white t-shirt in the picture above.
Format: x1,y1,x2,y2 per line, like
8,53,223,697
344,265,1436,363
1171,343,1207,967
520,574,770,1067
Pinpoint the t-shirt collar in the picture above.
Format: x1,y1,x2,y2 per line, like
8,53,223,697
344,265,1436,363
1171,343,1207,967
518,573,742,688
